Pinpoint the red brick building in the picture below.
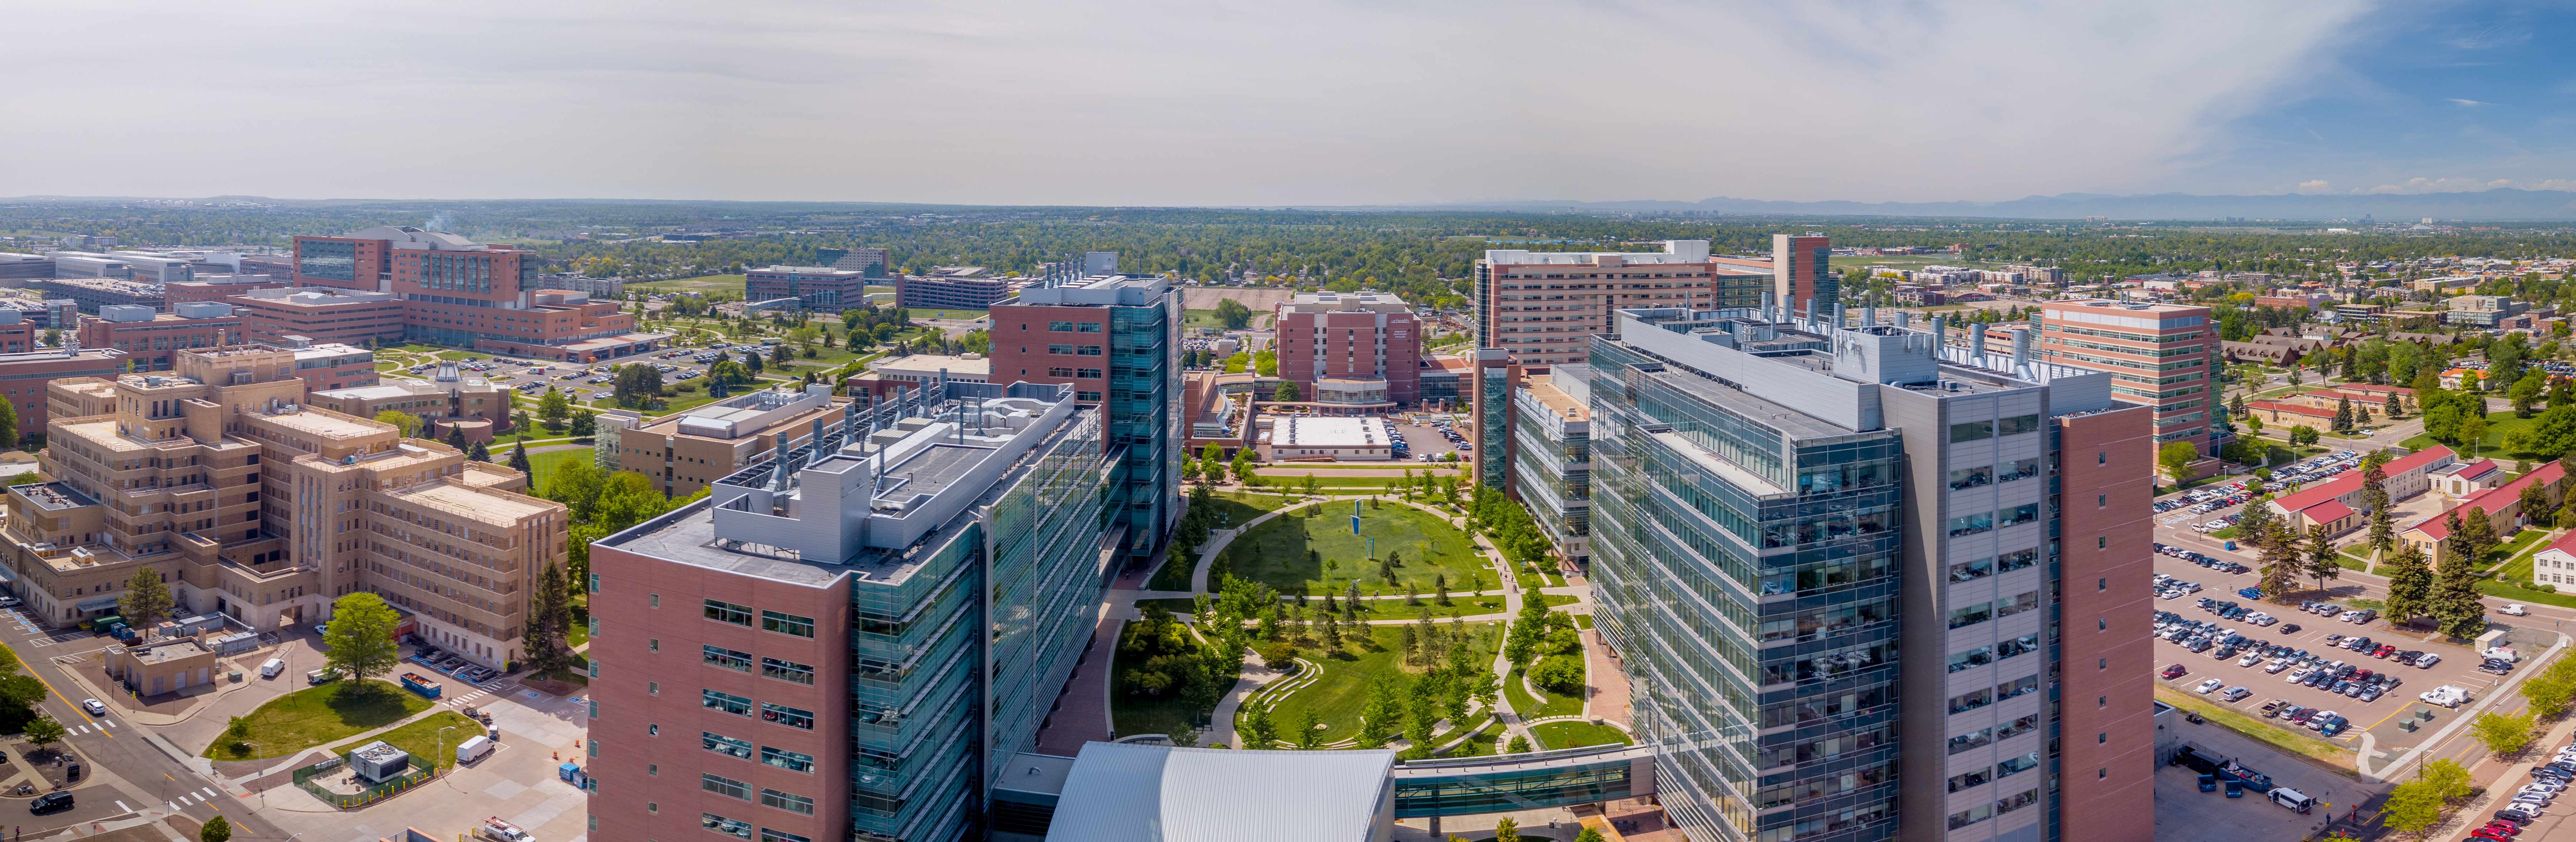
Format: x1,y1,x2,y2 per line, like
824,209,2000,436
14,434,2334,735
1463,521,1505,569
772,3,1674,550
163,274,290,307
2037,299,2223,458
229,287,407,347
0,348,124,440
1273,290,1422,408
290,227,667,362
76,304,244,372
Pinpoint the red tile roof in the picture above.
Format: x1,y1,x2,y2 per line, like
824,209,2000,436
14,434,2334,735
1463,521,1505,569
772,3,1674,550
2411,459,2567,541
2270,446,2456,516
2437,458,2501,479
2303,500,2356,524
2538,529,2576,561
2247,400,2337,419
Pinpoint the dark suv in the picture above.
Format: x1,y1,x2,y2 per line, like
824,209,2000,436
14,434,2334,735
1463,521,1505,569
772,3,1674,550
28,792,70,814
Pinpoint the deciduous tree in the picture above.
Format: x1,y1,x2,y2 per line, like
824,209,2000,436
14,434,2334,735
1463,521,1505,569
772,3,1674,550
323,592,404,686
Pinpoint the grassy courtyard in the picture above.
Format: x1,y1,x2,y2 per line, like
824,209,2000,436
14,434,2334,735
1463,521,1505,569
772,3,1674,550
1530,720,1632,750
630,274,747,294
1215,502,1488,596
1504,666,1583,719
200,680,433,760
1254,621,1500,746
326,711,483,771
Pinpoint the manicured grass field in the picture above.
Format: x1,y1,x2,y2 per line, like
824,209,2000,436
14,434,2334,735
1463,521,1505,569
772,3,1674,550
1217,503,1487,595
2151,686,2352,771
2401,413,2542,461
1503,666,1582,720
201,680,433,760
631,274,747,294
524,448,591,488
1256,622,1500,746
1530,720,1631,749
910,308,989,321
326,711,483,771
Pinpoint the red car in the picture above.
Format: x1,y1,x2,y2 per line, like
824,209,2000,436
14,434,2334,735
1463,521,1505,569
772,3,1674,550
2473,828,2516,841
2162,664,2189,679
2374,644,2397,658
2483,821,2523,834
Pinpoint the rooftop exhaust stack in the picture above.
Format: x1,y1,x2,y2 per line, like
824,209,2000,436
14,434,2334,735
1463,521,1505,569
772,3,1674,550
1862,306,1878,327
1969,322,1988,360
1894,311,1911,329
2012,327,2033,369
1928,316,1947,346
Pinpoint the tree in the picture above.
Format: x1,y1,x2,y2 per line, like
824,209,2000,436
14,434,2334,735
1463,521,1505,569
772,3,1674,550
1215,298,1254,329
373,410,419,437
0,398,19,451
1575,828,1606,842
199,816,232,842
1506,734,1531,754
322,592,404,686
613,364,665,408
540,458,609,522
2455,506,2498,568
2520,657,2576,720
2157,442,2197,488
594,471,677,533
2302,524,2341,596
2522,478,2557,530
2289,425,2320,446
1493,818,1523,842
509,442,534,475
2362,454,2394,556
2459,413,2488,457
2381,774,2446,836
468,440,491,462
22,715,65,751
1243,701,1277,748
2256,523,2300,597
2512,369,2549,417
2381,543,2434,627
538,388,572,426
1274,381,1301,402
2432,535,2492,639
117,567,173,636
2330,396,2354,433
2472,710,2537,756
570,411,597,437
524,562,576,677
1296,707,1322,749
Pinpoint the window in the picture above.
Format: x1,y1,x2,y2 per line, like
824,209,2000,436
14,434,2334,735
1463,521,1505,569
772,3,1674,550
704,599,753,626
1948,688,1992,714
761,657,815,685
702,814,753,840
1997,548,2038,572
1048,321,1077,332
1996,634,2039,660
648,681,659,695
1948,466,1993,490
702,773,752,800
649,764,658,776
2098,618,2108,631
2097,494,2107,508
1948,767,1992,793
1076,391,1102,401
1999,753,2041,778
2098,733,2107,744
1947,646,1994,673
2000,457,2040,482
760,610,815,638
1948,512,1994,537
1076,322,1102,333
2096,537,2106,549
1948,557,1993,583
649,638,660,652
1077,345,1103,356
648,724,659,735
761,746,815,773
703,731,753,759
650,593,660,608
1997,714,2040,739
760,702,813,730
2097,451,2107,465
1948,805,1993,830
761,832,812,842
761,789,815,815
1950,420,1994,442
1998,414,2041,435
588,573,600,593
1947,727,1994,755
1997,504,2039,528
1996,674,2039,700
1997,591,2039,617
702,645,753,672
1048,344,1076,355
702,690,752,716
1948,602,1992,630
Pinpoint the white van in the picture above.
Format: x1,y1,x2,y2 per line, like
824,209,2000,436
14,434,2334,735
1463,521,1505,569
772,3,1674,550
258,658,284,679
456,734,495,765
2270,787,2315,813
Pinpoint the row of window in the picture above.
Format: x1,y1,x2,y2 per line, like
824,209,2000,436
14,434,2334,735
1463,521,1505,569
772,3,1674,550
700,812,808,842
701,690,816,730
1946,503,2041,537
1946,632,2042,674
1947,785,2041,830
1045,344,1105,356
1946,458,2041,490
699,646,816,685
1045,367,1105,378
1947,713,2041,755
700,731,816,772
701,773,816,815
1043,321,1104,333
703,599,816,638
1947,548,2040,583
1949,413,2042,443
1947,673,2042,714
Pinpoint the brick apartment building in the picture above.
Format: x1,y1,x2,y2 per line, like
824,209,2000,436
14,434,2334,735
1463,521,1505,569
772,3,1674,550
228,287,408,347
9,346,565,667
2037,299,2225,459
291,227,666,362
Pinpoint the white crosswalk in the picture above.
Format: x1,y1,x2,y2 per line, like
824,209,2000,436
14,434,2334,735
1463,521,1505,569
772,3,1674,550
113,800,129,812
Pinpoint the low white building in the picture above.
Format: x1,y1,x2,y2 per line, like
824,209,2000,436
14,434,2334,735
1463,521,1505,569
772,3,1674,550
868,352,991,385
1262,415,1393,461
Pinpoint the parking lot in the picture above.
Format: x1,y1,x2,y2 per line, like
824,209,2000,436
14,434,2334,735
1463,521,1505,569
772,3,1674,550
2152,550,2515,755
2156,449,2364,536
391,341,783,405
1386,413,1470,463
2155,709,2384,842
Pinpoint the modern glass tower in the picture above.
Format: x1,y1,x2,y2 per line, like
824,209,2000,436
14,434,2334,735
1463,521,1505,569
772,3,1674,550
1587,304,2156,842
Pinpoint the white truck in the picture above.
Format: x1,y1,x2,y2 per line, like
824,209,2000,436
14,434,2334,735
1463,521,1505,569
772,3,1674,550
473,817,531,842
2419,685,2471,708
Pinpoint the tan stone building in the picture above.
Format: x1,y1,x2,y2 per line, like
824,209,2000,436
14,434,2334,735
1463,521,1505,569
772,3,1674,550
4,346,565,669
304,362,512,431
103,635,221,696
595,385,843,497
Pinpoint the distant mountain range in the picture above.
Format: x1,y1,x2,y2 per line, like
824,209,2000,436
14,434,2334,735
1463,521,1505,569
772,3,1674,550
1418,188,2576,222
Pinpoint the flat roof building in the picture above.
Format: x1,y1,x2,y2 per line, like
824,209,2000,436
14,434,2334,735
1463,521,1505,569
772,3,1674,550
988,271,1180,564
307,361,508,430
228,287,407,347
1275,291,1421,409
35,276,164,313
589,380,1114,842
292,227,667,361
864,352,990,386
594,385,845,497
746,265,871,312
163,274,289,306
76,303,244,372
1262,415,1393,460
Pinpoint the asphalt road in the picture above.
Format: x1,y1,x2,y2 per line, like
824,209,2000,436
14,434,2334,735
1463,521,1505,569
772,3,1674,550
0,616,282,839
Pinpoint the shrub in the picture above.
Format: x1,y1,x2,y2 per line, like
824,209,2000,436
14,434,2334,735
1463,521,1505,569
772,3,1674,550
1258,641,1299,671
1531,653,1586,696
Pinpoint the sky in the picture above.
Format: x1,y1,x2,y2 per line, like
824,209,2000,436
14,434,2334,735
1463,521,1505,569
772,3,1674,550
5,0,2573,206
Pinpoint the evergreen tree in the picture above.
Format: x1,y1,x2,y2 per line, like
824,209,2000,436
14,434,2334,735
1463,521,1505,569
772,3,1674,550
2331,397,2354,433
509,442,534,475
2455,506,2498,568
468,440,491,462
2362,454,2395,556
523,562,576,676
2381,543,2435,627
2257,523,2301,597
2302,524,2341,596
2432,543,2492,639
117,567,173,634
2520,478,2556,529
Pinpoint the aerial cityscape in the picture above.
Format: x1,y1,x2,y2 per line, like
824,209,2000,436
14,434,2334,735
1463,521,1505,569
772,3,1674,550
13,4,2576,842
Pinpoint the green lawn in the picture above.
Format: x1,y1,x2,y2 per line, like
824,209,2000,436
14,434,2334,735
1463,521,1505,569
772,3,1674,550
909,309,989,321
1572,614,1594,629
2484,529,2547,573
1215,503,1489,596
2477,579,2576,609
524,448,591,488
201,680,434,760
1538,594,1581,608
631,274,746,294
2152,686,2353,771
1530,720,1632,750
2400,413,2542,460
1503,667,1582,720
1254,622,1499,746
326,711,483,771
2496,529,2566,585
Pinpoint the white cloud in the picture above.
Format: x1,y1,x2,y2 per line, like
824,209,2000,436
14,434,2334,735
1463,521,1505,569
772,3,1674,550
0,0,2377,205
2293,180,2335,194
2448,98,2491,107
2361,177,2520,194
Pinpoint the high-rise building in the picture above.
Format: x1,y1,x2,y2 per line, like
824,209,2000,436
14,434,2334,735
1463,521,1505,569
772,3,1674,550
588,381,1113,842
1771,233,1836,313
292,227,666,362
1586,305,2153,842
1273,291,1421,409
2037,300,2224,458
7,346,565,666
1473,240,1764,366
1506,364,1591,568
895,267,1021,311
988,273,1180,563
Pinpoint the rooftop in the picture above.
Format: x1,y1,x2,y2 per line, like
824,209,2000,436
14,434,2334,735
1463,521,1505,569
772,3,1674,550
12,481,95,513
1044,742,1395,842
649,385,836,440
1274,416,1389,448
235,287,400,305
383,481,556,525
121,637,212,665
255,406,388,441
1281,291,1412,314
1484,240,1712,266
870,353,990,376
